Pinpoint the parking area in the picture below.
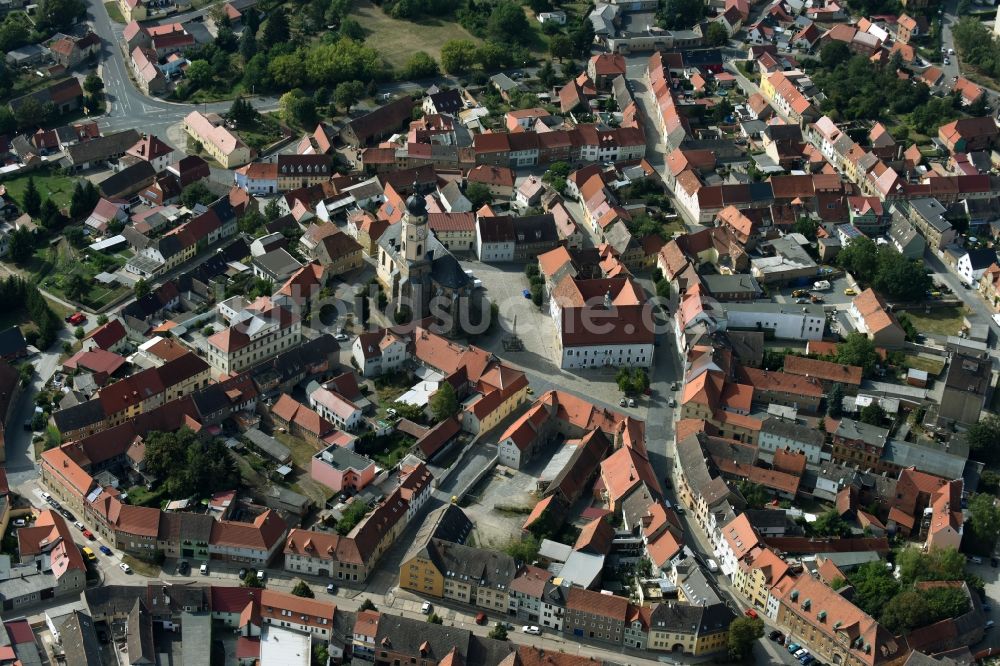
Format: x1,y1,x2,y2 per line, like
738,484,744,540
461,464,540,549
465,261,564,373
771,273,856,309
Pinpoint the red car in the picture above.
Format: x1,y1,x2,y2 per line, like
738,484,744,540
66,313,86,325
475,612,487,625
744,609,758,619
82,529,95,540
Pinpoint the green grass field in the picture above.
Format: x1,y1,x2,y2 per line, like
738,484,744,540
902,354,946,376
900,306,968,337
353,0,482,70
103,1,126,23
1,168,77,211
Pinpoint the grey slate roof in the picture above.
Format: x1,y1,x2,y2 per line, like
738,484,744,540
66,129,140,166
56,610,103,666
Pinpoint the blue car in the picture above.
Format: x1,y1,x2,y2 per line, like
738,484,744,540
522,289,531,299
99,545,112,556
787,643,800,653
801,657,814,665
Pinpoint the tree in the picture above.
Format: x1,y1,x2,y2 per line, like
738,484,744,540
8,227,31,263
73,325,84,339
264,198,281,221
333,80,365,113
35,0,85,31
239,209,265,235
403,51,439,79
811,509,851,537
530,283,543,306
430,381,459,422
83,74,104,98
280,90,318,127
837,236,879,282
228,96,259,127
291,580,315,598
143,428,240,498
704,22,729,46
96,314,108,326
134,278,150,300
359,598,377,612
966,415,1000,465
69,180,100,220
504,533,540,562
260,9,290,49
312,643,330,666
727,616,764,661
185,59,214,89
793,217,819,240
181,181,216,208
21,176,40,217
847,560,901,619
475,41,512,72
968,494,1000,546
239,28,257,62
836,333,879,376
859,402,885,426
440,39,476,75
13,97,55,130
465,182,492,209
820,41,851,69
896,547,966,587
658,0,705,30
880,586,970,633
827,382,844,418
64,273,88,302
549,34,574,61
241,573,265,588
532,60,555,88
487,2,530,43
737,480,770,510
489,622,508,640
427,613,443,624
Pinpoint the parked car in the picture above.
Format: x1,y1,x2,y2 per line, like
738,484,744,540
628,398,636,408
475,612,487,625
844,288,857,296
744,609,758,619
82,547,97,561
200,563,209,575
522,626,541,635
13,518,26,527
795,297,809,304
83,530,94,540
326,583,337,594
65,312,85,325
257,570,266,583
787,643,800,653
179,561,190,574
99,545,113,556
119,562,132,574
239,568,247,580
971,556,983,565
522,289,531,299
421,602,432,614
74,521,84,530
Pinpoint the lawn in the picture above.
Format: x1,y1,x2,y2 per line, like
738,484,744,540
274,431,335,504
902,354,946,376
125,485,167,508
1,167,77,211
103,0,126,22
900,306,968,337
122,553,161,577
353,0,482,70
237,113,285,151
37,241,131,311
373,372,411,415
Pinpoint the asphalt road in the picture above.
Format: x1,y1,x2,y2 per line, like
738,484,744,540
83,0,281,140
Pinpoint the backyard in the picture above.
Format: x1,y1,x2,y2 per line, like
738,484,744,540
355,431,415,468
899,306,968,337
1,168,77,211
901,354,946,376
35,240,133,311
273,431,336,505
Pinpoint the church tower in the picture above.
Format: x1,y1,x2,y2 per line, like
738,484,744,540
401,188,428,264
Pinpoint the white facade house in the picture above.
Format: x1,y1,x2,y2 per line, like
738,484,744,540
559,342,654,369
758,417,826,464
724,303,825,341
309,386,363,431
475,217,515,262
957,248,998,286
351,331,408,377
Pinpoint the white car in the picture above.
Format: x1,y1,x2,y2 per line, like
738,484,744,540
421,602,432,614
119,562,132,574
522,625,541,635
334,333,349,342
74,521,85,530
200,563,209,575
257,570,267,582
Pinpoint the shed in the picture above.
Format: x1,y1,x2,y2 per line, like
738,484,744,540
244,427,292,463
